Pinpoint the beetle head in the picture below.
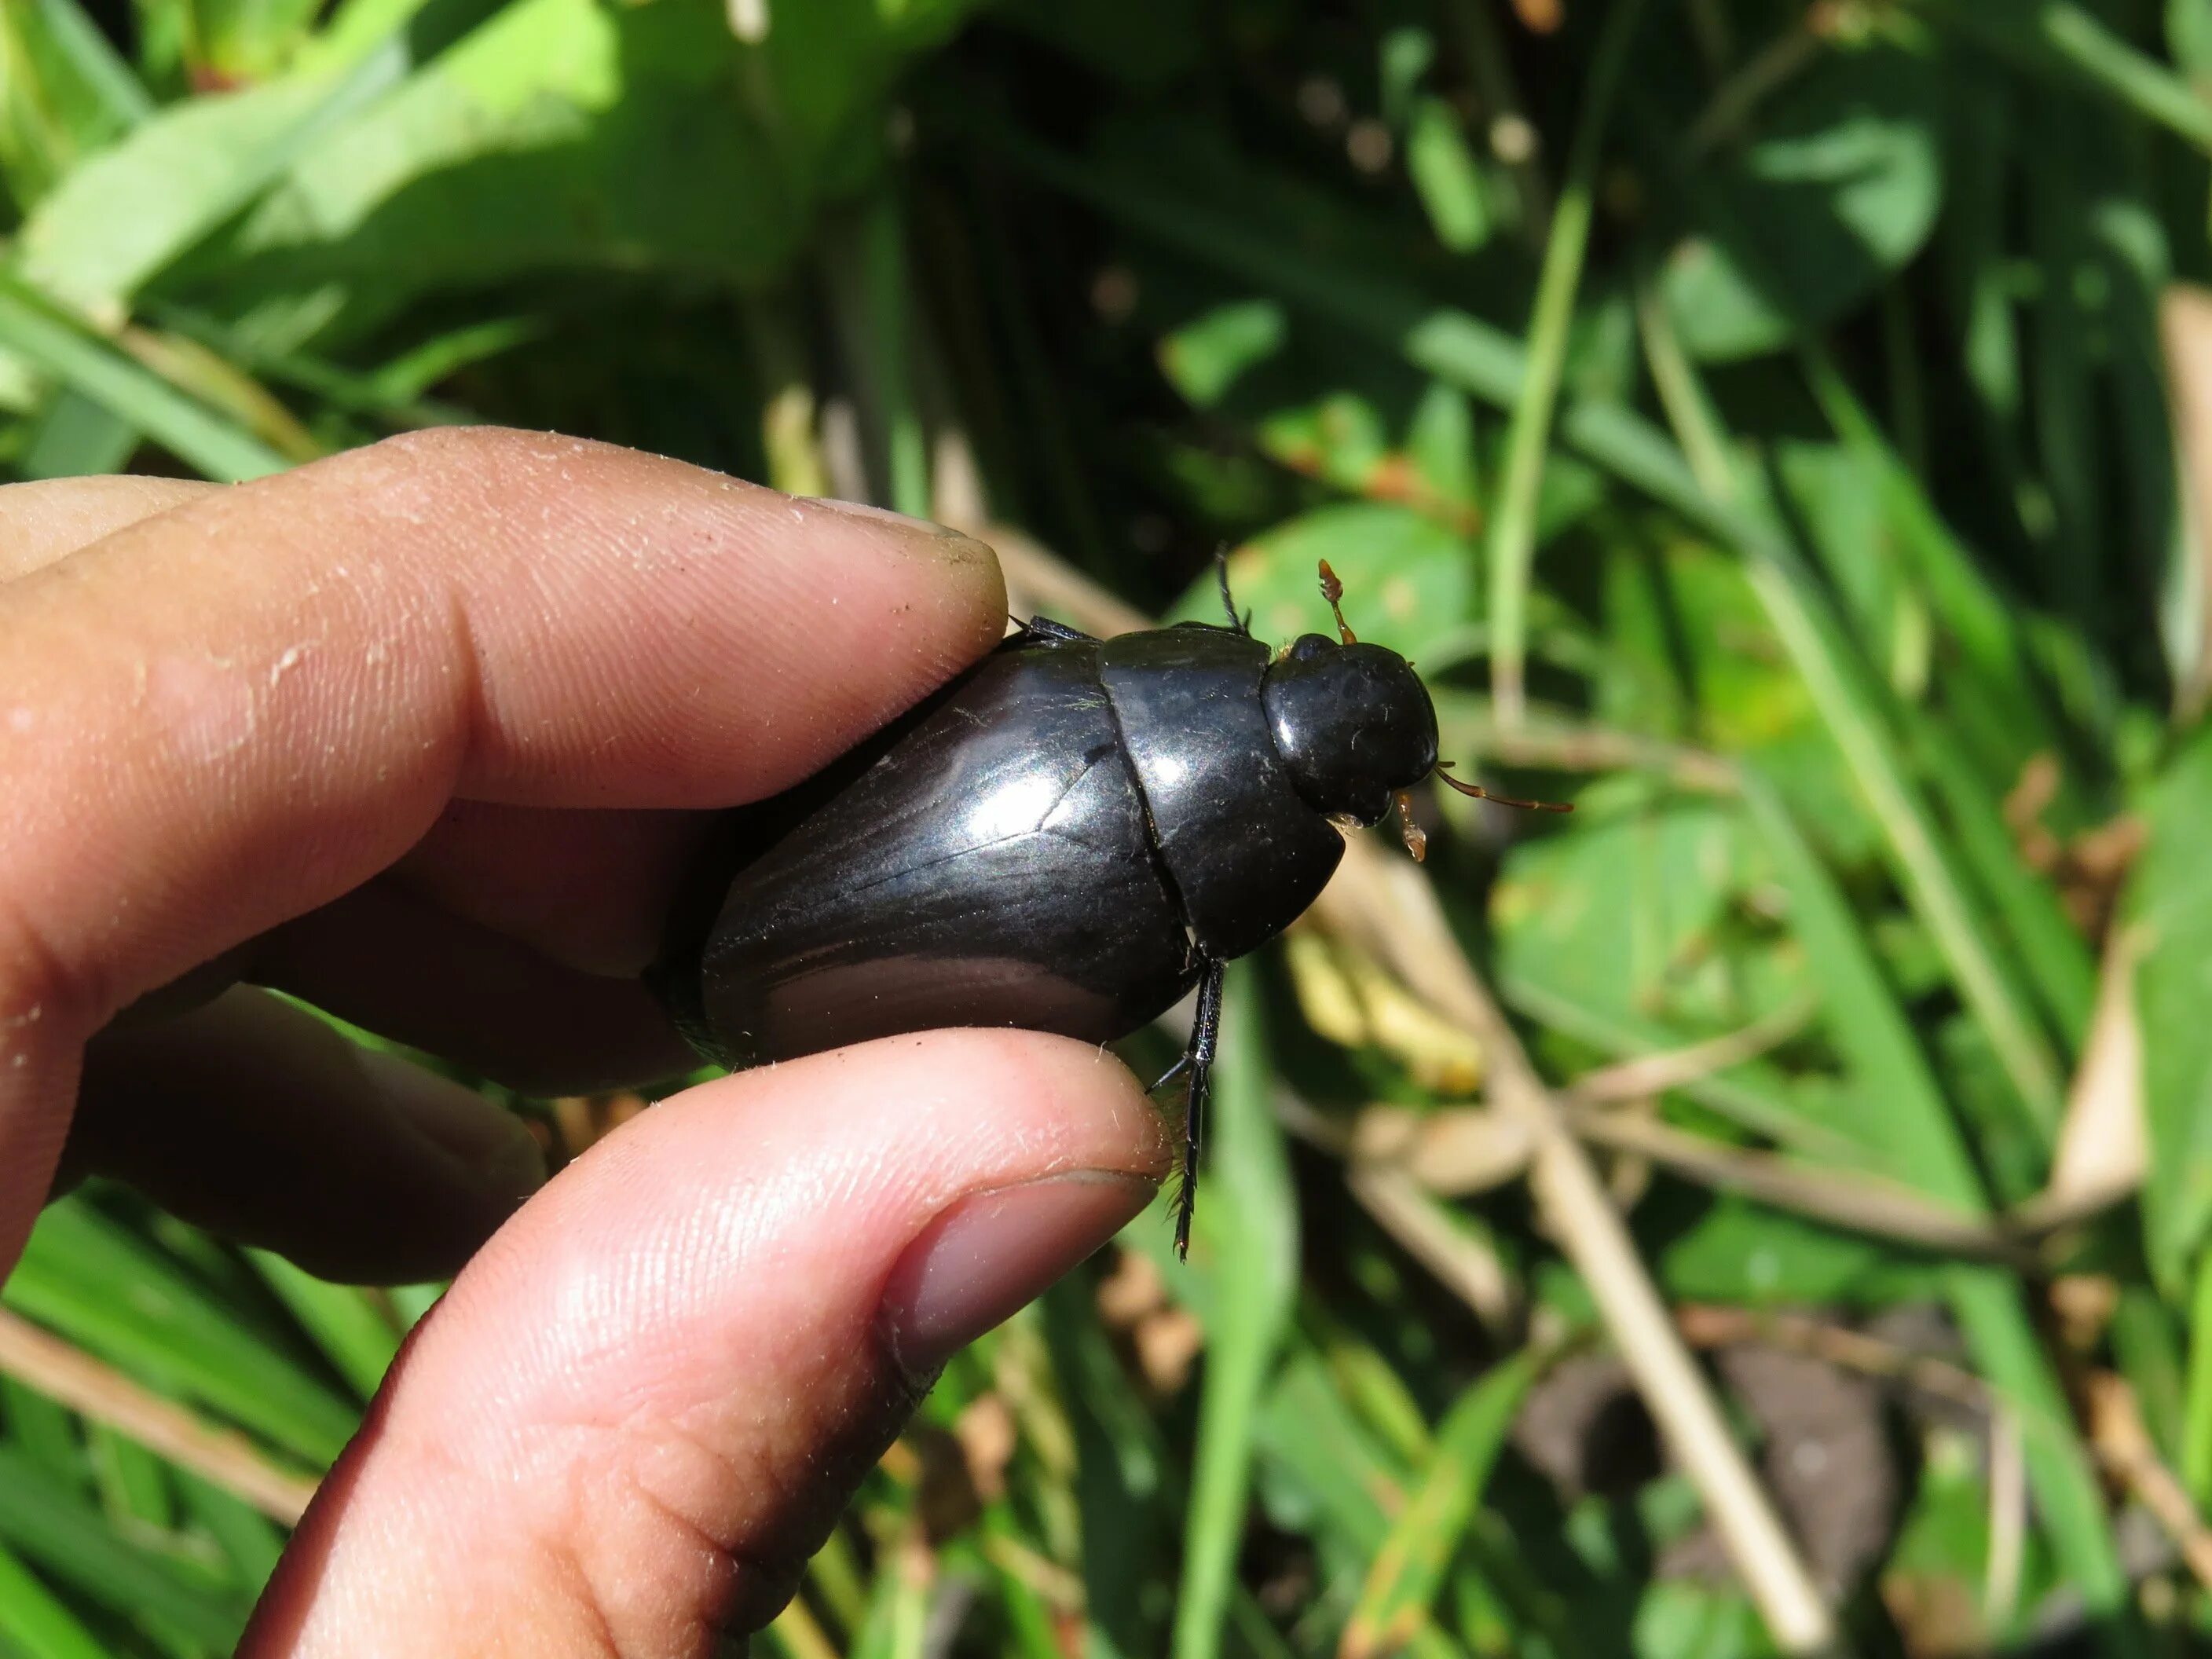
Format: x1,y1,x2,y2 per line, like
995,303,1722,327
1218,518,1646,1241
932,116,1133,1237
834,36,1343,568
1261,632,1440,828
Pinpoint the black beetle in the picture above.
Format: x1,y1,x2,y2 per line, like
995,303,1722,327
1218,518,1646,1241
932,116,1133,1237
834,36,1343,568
650,561,1567,1254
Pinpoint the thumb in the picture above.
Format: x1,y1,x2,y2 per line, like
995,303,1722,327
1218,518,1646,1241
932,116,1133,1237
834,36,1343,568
238,1030,1168,1657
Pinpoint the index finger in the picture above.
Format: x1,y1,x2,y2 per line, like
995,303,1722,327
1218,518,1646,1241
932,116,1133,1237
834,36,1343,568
0,428,1005,1265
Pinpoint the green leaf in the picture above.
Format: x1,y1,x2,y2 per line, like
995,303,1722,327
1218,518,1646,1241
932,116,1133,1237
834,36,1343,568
1172,502,1475,661
141,0,989,347
1659,42,1943,361
1404,97,1492,255
20,40,410,315
1158,297,1287,409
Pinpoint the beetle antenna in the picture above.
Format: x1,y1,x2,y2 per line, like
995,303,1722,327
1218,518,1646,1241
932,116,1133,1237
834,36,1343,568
1215,548,1252,637
1394,790,1429,861
1317,559,1357,645
1434,760,1575,813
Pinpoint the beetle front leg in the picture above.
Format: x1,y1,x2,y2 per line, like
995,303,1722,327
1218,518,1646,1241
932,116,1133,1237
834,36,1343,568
1166,957,1225,1260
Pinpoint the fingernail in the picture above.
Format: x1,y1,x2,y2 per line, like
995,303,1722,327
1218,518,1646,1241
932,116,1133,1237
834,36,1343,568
881,1172,1157,1381
362,1049,546,1201
805,496,971,542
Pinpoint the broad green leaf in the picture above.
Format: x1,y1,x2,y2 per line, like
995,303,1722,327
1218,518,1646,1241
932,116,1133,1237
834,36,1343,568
1660,42,1943,361
20,42,410,314
1170,502,1474,661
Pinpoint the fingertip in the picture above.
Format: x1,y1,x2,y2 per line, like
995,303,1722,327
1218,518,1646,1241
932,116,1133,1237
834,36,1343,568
248,1027,1170,1651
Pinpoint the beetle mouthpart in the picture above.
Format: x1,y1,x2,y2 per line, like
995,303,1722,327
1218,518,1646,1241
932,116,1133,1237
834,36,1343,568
1394,790,1428,861
1434,760,1575,813
1316,558,1358,646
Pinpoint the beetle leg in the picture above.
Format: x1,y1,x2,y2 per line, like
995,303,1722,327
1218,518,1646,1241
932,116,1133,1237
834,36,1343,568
1016,615,1096,646
1171,956,1226,1260
1214,552,1252,638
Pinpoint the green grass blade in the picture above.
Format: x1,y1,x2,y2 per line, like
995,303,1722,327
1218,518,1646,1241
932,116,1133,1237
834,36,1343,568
176,1472,286,1595
33,0,153,126
0,276,287,480
1741,775,2137,1650
0,1539,109,1659
89,1424,175,1533
1340,1353,1537,1659
18,386,141,478
1172,964,1298,1659
2130,723,2212,1288
20,42,408,313
2183,1247,2212,1505
245,1251,400,1404
0,1448,247,1649
5,1200,357,1467
1,1379,87,1492
1486,0,1645,718
1920,0,2212,156
859,189,930,521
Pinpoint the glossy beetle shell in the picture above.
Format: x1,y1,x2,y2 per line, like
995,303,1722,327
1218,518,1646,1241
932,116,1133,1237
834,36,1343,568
655,622,1351,1070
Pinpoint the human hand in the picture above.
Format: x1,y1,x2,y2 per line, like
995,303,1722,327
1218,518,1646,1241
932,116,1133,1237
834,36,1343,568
0,429,1169,1654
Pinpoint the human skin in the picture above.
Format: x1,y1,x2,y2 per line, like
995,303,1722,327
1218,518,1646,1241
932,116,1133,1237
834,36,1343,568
0,428,1170,1656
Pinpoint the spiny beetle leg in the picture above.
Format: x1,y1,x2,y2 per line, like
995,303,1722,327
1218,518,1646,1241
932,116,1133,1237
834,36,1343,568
1018,615,1095,645
1171,957,1226,1260
1214,551,1252,638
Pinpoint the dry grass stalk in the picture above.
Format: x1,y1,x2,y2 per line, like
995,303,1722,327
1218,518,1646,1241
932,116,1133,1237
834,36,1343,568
0,1306,318,1524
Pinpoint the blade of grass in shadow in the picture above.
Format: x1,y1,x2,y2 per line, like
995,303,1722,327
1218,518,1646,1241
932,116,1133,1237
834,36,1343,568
33,0,153,128
1487,0,1646,721
1917,0,2212,158
848,1528,931,1659
1339,1352,1539,1659
860,189,931,521
1631,139,2071,1131
1740,772,2137,1652
0,1446,248,1649
1172,963,1298,1659
177,1471,285,1595
245,1251,400,1404
1632,287,2068,1137
0,1537,108,1659
1,1375,87,1490
18,387,140,478
90,1423,174,1535
0,274,287,480
1038,1279,1176,1659
1799,353,2096,1042
5,1200,357,1468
